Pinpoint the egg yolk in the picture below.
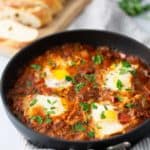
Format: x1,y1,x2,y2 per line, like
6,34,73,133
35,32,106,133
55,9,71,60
52,69,69,80
104,110,118,120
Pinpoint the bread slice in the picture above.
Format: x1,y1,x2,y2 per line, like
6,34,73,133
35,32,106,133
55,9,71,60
0,19,38,42
0,0,53,28
0,19,38,56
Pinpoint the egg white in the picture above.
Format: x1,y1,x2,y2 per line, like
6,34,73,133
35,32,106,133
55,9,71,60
43,66,71,88
25,94,67,118
103,63,138,91
91,103,124,138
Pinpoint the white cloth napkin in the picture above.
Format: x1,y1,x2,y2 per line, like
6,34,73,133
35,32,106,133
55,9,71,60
0,0,150,149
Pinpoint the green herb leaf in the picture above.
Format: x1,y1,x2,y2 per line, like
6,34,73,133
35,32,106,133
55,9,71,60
75,82,85,93
100,111,106,119
81,59,86,65
87,131,95,138
104,105,108,110
47,99,52,104
130,69,137,76
70,61,76,66
72,122,86,132
120,61,136,75
115,96,123,102
84,74,96,82
125,103,134,108
31,116,43,124
65,76,73,82
30,64,41,71
80,102,90,112
45,118,52,124
125,88,133,92
92,54,104,64
116,79,124,90
119,0,150,16
50,107,56,110
122,61,131,68
91,103,98,109
30,99,37,107
47,110,55,115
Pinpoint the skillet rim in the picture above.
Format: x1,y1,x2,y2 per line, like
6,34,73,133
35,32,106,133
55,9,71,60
1,29,150,145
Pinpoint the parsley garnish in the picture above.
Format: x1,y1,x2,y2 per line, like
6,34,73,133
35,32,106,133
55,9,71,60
47,110,55,115
87,131,95,138
30,99,37,107
30,64,41,71
115,96,123,102
47,99,57,105
104,105,108,110
91,103,98,109
116,79,124,90
84,74,96,82
70,61,76,66
122,61,131,68
45,117,52,124
75,82,85,93
65,76,73,82
31,116,43,124
81,59,86,65
80,102,90,112
125,103,134,108
72,122,86,132
92,54,104,64
119,61,136,75
119,0,150,16
100,111,106,119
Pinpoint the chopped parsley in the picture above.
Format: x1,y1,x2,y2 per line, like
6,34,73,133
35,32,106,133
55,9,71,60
116,79,123,90
92,54,104,64
75,82,85,93
30,64,41,71
104,105,108,110
30,99,37,107
81,59,86,64
70,61,76,66
65,76,74,82
91,103,98,109
72,122,86,132
118,0,150,16
125,103,134,108
47,110,55,115
80,102,90,112
115,96,123,102
130,69,137,76
31,116,43,124
120,61,136,76
100,111,106,119
122,61,131,68
87,131,95,138
47,99,57,105
125,88,133,92
84,74,96,82
45,117,52,124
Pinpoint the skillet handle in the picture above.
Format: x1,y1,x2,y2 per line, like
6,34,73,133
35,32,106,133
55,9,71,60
106,141,131,150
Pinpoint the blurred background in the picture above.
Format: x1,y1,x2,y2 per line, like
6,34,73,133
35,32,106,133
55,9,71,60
0,0,150,149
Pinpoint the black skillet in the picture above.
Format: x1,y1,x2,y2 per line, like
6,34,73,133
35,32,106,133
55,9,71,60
1,30,150,150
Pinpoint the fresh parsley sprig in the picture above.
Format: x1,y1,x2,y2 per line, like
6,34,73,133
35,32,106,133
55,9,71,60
119,0,150,16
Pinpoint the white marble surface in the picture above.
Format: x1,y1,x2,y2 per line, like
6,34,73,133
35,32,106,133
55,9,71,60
0,0,150,149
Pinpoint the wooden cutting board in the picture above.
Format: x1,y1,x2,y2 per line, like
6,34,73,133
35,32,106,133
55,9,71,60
0,0,91,57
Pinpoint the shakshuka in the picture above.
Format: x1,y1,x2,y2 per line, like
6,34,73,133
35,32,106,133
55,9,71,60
7,43,150,140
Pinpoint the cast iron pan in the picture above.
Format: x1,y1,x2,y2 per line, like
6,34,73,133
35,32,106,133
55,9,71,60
1,30,150,150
